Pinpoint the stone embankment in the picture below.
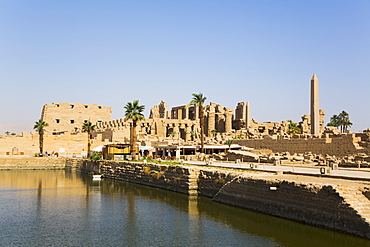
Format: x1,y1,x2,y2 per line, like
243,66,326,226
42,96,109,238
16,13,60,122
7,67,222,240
74,159,370,240
0,156,68,170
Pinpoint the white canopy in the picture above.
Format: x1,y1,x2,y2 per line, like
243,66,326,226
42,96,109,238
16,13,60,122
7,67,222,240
92,146,104,152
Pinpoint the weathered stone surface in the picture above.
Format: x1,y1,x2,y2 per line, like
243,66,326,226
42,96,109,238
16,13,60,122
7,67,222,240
234,134,370,157
76,159,370,239
0,157,67,169
41,102,112,134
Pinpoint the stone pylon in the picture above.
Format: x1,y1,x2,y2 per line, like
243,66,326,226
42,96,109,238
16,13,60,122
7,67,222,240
310,74,319,135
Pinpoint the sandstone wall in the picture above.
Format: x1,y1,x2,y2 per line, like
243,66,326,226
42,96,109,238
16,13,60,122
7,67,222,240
0,157,67,169
41,102,112,133
234,134,370,156
0,132,39,155
0,132,108,156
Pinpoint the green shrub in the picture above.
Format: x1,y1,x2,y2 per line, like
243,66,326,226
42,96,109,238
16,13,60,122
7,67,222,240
90,152,102,161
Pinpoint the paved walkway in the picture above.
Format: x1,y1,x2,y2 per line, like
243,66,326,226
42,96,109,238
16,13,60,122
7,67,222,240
183,160,370,181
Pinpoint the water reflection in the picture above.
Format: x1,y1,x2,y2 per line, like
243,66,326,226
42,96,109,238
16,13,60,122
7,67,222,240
78,172,370,247
0,170,370,247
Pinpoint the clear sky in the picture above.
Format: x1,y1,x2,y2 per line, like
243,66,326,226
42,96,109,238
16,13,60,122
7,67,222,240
1,0,369,134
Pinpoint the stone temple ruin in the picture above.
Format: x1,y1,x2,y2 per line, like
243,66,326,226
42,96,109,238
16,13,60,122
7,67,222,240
37,99,328,146
89,99,325,147
29,97,369,166
0,74,370,162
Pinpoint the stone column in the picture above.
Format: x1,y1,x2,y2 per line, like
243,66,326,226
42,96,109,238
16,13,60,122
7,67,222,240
178,109,183,120
185,124,191,141
173,124,179,137
184,107,189,120
241,103,246,119
208,112,215,136
225,112,233,133
171,109,176,119
310,74,319,135
195,106,199,120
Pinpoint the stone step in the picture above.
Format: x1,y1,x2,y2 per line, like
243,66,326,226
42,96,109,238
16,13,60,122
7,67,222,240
353,202,370,206
188,185,198,190
336,188,370,224
354,208,370,212
358,213,370,216
343,196,370,205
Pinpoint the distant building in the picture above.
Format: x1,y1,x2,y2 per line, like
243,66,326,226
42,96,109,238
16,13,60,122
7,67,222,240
102,144,132,160
41,102,111,134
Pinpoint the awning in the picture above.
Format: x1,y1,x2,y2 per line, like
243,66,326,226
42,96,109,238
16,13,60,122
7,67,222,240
139,146,154,151
92,146,104,152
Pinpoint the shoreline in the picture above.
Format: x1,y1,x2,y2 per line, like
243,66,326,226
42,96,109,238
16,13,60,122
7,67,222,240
0,156,68,170
77,159,370,240
2,156,370,240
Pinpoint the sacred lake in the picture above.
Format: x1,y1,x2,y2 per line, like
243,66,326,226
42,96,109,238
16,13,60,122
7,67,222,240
1,170,369,247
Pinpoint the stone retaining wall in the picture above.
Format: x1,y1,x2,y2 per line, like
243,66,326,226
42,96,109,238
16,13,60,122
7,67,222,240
199,170,370,239
0,156,68,169
78,160,200,195
75,159,370,239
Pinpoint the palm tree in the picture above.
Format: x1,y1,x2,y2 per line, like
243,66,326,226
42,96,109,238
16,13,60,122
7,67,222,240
187,93,207,153
327,114,340,129
82,120,96,158
338,111,352,133
287,121,301,135
33,119,49,155
327,111,352,133
124,100,145,160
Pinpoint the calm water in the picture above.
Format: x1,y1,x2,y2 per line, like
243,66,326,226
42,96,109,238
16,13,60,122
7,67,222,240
1,170,370,247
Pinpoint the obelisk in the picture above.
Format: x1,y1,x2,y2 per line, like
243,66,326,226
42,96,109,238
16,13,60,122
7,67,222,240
245,101,250,129
310,74,319,135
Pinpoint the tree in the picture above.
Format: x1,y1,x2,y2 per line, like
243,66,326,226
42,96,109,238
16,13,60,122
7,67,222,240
5,131,10,135
210,129,217,137
82,120,96,158
338,111,353,132
33,119,49,155
187,93,207,153
327,114,340,128
287,121,301,135
124,100,145,160
190,130,197,141
226,139,233,150
327,111,352,133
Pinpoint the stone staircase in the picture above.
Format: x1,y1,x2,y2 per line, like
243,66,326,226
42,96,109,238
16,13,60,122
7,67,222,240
188,169,200,196
336,186,370,224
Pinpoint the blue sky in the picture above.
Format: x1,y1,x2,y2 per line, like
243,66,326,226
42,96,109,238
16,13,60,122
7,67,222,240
1,0,369,133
